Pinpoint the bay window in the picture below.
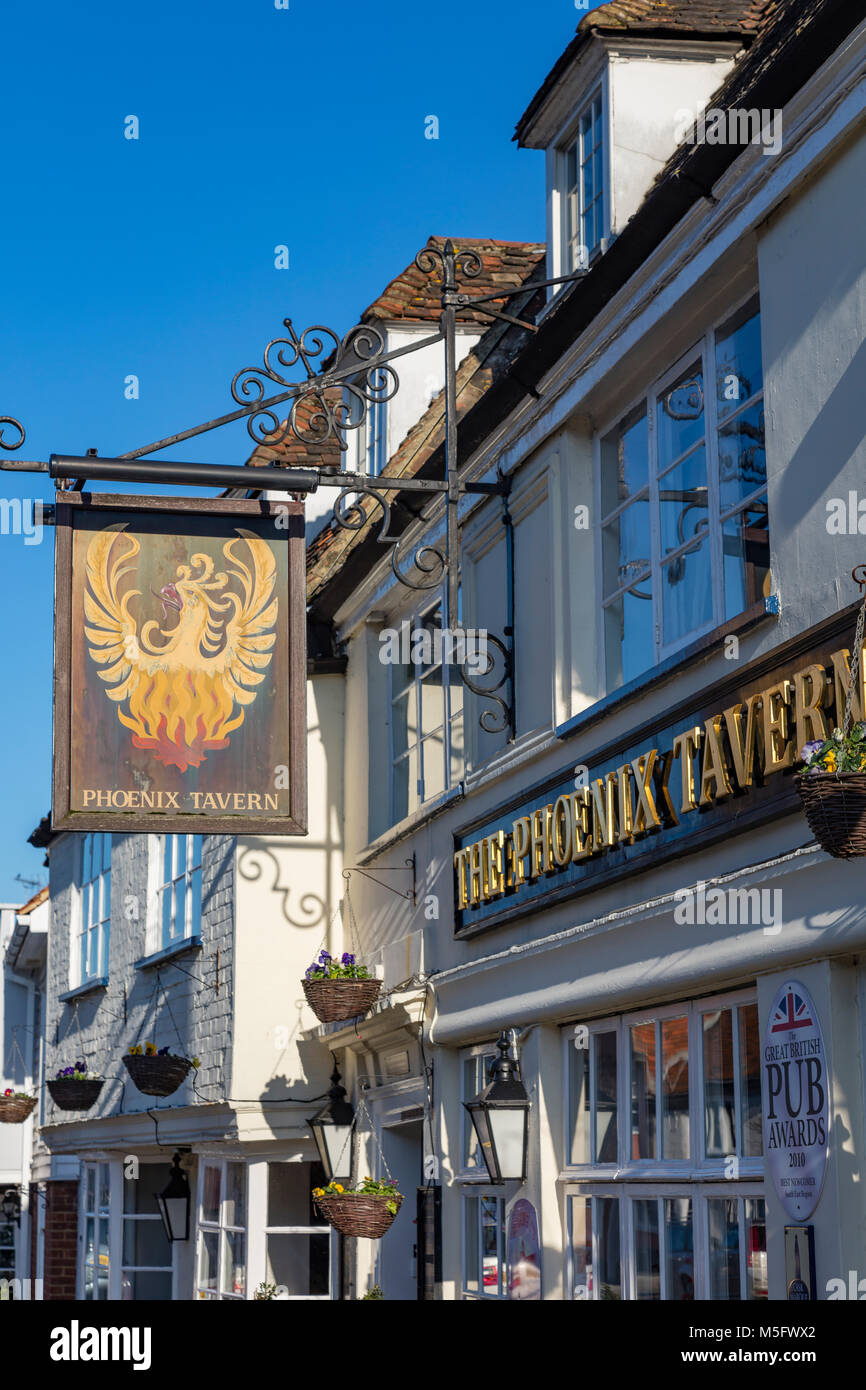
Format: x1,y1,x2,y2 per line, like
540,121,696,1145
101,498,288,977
600,294,768,691
564,990,766,1301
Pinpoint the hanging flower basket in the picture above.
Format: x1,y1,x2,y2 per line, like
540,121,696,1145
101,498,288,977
47,1061,104,1117
0,1091,36,1124
302,951,380,1024
796,771,866,858
313,1181,403,1239
123,1044,199,1097
47,1065,104,1112
798,726,866,858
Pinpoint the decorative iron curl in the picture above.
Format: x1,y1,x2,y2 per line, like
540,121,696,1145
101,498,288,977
0,416,25,451
414,242,483,283
460,633,513,735
231,317,401,449
333,484,447,592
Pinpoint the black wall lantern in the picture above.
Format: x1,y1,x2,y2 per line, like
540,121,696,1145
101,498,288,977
308,1059,355,1183
1,1187,21,1225
157,1153,191,1242
464,1031,530,1184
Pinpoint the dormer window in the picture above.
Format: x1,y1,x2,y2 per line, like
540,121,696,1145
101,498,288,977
563,88,605,271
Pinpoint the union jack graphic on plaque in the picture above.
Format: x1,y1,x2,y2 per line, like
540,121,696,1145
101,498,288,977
771,988,814,1033
52,494,307,835
762,980,829,1222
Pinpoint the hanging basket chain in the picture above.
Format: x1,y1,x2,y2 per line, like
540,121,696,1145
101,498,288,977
842,583,866,738
355,1093,395,1185
129,974,161,1050
157,971,188,1055
7,1026,29,1084
343,881,362,962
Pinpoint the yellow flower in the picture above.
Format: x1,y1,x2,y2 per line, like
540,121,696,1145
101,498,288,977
825,751,837,771
312,1187,324,1198
145,1042,157,1056
333,1184,344,1194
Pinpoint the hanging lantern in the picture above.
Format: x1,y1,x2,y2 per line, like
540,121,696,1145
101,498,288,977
308,1060,355,1183
464,1031,530,1184
157,1153,191,1242
1,1187,21,1225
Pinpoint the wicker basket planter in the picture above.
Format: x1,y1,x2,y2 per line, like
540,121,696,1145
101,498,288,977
47,1077,104,1112
122,1053,192,1097
314,1191,403,1239
0,1094,36,1124
796,771,866,858
302,977,381,1024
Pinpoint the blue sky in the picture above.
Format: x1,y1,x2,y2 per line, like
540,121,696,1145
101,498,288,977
0,0,603,900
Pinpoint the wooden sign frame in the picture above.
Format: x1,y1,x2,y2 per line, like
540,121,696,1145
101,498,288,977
52,492,307,836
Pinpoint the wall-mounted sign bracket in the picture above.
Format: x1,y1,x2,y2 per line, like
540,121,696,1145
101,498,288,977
342,856,416,907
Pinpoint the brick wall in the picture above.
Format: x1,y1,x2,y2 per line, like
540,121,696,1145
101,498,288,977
44,833,235,1123
42,1180,78,1301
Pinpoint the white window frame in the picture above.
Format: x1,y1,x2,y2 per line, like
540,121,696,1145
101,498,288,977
388,593,463,825
77,1160,112,1301
195,1158,248,1301
462,1191,508,1300
146,833,203,956
566,1185,767,1302
245,1158,333,1301
563,988,763,1181
77,1158,177,1301
561,989,765,1302
596,290,767,692
74,833,112,988
556,83,609,277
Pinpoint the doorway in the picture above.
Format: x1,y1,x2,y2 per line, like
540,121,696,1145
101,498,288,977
379,1120,423,1301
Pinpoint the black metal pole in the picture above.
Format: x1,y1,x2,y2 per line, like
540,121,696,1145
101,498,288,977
442,242,460,634
49,454,321,495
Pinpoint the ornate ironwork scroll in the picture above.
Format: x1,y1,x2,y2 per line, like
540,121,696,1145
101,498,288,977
333,484,446,591
0,417,25,451
460,633,513,736
231,318,399,450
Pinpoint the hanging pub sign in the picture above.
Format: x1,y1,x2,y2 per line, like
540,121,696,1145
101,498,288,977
762,981,829,1221
52,494,306,835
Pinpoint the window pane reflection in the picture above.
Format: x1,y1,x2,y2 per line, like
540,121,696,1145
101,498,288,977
703,1010,736,1157
661,1017,689,1160
631,1023,656,1159
665,1198,694,1301
633,1199,660,1300
707,1197,740,1300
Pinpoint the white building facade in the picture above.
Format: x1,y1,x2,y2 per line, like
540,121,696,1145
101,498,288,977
305,0,866,1301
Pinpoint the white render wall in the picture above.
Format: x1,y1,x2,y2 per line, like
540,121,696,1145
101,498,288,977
329,54,866,1297
607,50,741,235
230,675,345,1135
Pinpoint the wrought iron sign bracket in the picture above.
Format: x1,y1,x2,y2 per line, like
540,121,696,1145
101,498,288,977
343,856,416,907
1,247,587,742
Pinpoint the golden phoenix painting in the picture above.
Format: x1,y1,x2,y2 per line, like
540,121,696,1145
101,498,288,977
54,498,306,834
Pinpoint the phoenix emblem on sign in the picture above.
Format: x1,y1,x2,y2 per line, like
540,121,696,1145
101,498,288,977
84,525,278,772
